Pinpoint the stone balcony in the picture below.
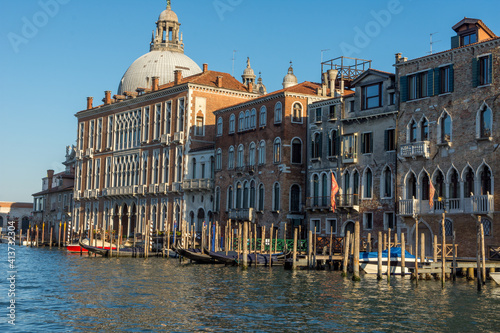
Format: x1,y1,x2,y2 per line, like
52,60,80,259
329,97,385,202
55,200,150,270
400,141,430,159
182,179,214,191
399,194,494,216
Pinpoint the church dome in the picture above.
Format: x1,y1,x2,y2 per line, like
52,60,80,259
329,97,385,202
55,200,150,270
118,50,201,94
117,2,202,95
282,63,298,89
159,7,178,22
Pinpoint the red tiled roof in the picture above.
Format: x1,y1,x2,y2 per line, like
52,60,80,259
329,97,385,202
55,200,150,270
158,70,251,92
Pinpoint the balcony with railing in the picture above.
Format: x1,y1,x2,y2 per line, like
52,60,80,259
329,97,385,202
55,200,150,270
338,194,360,210
306,196,331,211
182,179,214,191
160,134,171,146
228,208,255,222
85,147,94,159
171,182,182,193
102,186,139,197
172,132,184,144
399,194,494,216
400,141,430,159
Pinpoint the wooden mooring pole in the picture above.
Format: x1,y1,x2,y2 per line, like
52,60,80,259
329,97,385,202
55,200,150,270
387,228,391,283
414,216,419,284
480,222,486,285
342,230,351,277
292,227,298,270
441,213,446,287
242,221,248,269
401,233,406,277
353,221,360,281
476,216,482,291
377,231,382,280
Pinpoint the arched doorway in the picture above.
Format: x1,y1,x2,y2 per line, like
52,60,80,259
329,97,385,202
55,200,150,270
197,208,205,233
121,204,129,238
410,220,433,257
344,221,355,235
130,204,137,236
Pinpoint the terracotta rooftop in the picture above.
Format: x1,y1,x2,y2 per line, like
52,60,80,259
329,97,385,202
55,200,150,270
157,70,251,92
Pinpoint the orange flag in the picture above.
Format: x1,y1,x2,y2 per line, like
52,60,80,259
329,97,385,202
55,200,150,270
429,180,435,209
331,172,339,212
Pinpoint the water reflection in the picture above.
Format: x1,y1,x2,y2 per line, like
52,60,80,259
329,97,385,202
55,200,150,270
1,245,500,332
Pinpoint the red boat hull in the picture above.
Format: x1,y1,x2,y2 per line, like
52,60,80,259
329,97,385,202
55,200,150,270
66,245,116,253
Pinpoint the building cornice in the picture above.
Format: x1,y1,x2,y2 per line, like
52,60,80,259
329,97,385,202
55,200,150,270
395,38,500,68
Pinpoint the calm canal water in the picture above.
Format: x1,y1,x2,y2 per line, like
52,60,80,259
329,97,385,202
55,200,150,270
1,244,500,332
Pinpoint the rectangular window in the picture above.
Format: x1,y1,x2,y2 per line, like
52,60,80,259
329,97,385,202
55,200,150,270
177,98,185,132
96,118,102,151
143,106,150,142
329,105,337,119
462,33,477,46
385,212,395,230
364,213,373,230
315,108,322,122
389,92,395,105
349,100,355,112
310,219,321,233
89,120,95,149
106,116,113,149
195,116,204,136
326,219,337,234
78,122,85,151
58,194,61,202
154,103,162,140
165,101,172,135
408,71,428,100
361,132,373,154
362,83,382,109
440,66,451,93
479,55,491,86
385,129,395,151
342,134,358,162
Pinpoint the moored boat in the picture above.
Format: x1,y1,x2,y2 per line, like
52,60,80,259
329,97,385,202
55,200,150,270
359,247,423,275
67,238,116,253
78,239,154,257
491,272,500,285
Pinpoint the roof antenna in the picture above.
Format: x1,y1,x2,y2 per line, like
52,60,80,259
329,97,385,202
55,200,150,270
232,50,238,77
429,32,441,54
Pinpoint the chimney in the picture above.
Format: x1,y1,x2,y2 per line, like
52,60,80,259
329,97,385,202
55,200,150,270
87,97,93,110
47,170,54,190
174,70,183,85
322,72,328,96
328,69,338,97
104,91,112,105
395,53,402,64
203,63,208,73
152,76,160,91
216,76,223,88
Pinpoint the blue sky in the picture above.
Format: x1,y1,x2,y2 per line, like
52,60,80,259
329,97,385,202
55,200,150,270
1,0,499,202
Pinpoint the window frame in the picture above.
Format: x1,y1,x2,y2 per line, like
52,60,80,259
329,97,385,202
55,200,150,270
362,82,382,110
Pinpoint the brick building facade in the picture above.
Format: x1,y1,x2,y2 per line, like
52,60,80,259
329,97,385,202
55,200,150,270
395,18,499,257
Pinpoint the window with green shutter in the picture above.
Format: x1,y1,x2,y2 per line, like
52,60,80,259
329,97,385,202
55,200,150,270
472,57,479,87
400,76,408,102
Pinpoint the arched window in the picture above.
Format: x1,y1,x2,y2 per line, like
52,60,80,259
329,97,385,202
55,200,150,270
383,167,392,198
258,184,265,211
250,181,256,208
259,106,267,127
440,112,452,143
353,170,360,201
238,112,245,132
216,149,222,170
450,169,459,199
176,154,182,182
191,158,196,179
290,184,301,212
258,140,266,165
273,138,281,163
237,144,244,168
421,173,430,200
364,168,373,198
409,119,417,143
313,174,319,206
249,142,256,166
329,130,338,156
229,114,235,133
245,110,250,130
291,138,302,164
189,211,195,226
243,181,249,209
292,103,302,122
273,183,280,211
228,146,234,170
215,187,220,212
236,182,242,209
321,174,328,206
250,108,257,128
227,186,233,210
407,173,416,199
420,117,429,141
274,102,282,124
312,133,322,158
217,117,223,136
464,167,474,198
479,105,492,138
480,165,492,195
435,170,445,198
